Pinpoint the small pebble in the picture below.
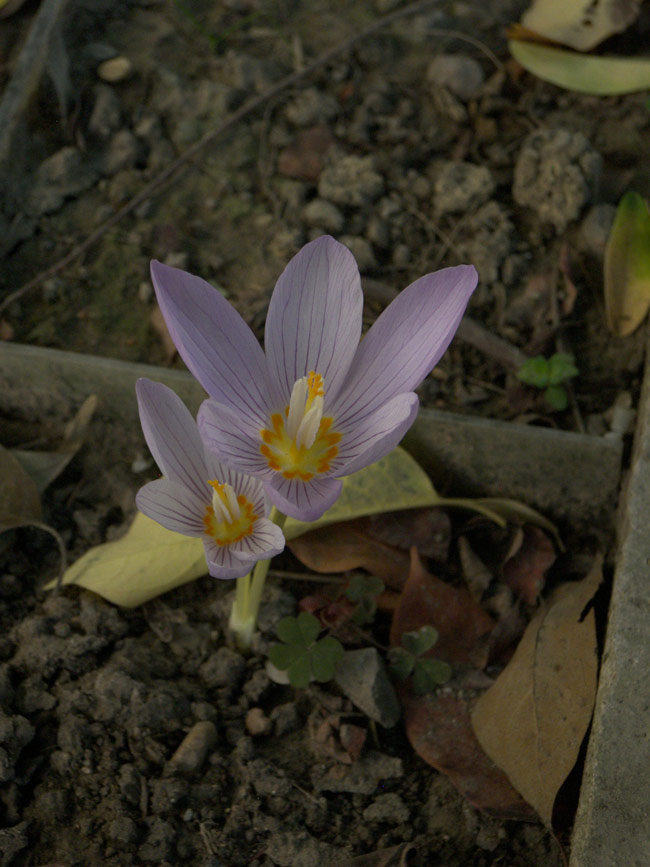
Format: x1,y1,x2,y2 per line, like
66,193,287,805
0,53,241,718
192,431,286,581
427,54,485,101
245,707,272,736
167,721,217,775
98,56,132,83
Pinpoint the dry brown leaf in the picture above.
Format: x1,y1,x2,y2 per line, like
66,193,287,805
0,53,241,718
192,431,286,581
502,525,555,605
471,554,602,825
0,443,42,530
289,510,449,591
558,243,578,316
289,523,410,589
390,548,494,666
458,535,492,601
400,688,536,819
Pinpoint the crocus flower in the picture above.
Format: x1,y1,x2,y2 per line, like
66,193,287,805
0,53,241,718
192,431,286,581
150,236,477,521
135,378,285,579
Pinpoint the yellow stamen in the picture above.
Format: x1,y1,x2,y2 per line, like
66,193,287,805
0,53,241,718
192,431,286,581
203,480,257,546
259,371,341,481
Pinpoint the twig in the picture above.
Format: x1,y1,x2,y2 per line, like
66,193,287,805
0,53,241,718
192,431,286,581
363,276,527,371
268,568,345,585
456,317,528,370
422,27,504,73
0,0,448,317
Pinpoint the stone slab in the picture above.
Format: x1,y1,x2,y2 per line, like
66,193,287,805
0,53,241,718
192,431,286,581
570,336,650,867
0,342,622,530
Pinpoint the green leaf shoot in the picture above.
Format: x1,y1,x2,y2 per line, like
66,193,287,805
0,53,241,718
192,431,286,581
412,658,452,695
517,356,550,389
401,625,439,657
387,647,415,680
268,612,344,688
389,625,451,694
545,385,569,411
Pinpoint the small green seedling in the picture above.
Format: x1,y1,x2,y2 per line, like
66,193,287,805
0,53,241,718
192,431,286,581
268,611,344,688
517,352,578,411
388,625,452,695
344,574,385,625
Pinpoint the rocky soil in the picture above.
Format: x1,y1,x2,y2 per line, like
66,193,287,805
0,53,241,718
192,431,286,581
1,0,648,863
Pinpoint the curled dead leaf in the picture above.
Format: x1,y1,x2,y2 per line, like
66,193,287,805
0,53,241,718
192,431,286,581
471,554,602,825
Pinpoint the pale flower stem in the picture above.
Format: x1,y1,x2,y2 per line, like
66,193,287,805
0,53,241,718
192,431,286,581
229,507,287,651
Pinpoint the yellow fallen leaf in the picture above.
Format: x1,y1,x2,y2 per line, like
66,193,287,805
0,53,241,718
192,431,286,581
51,447,559,607
50,512,206,607
604,191,650,336
471,554,602,825
520,0,640,51
509,40,650,95
50,448,440,606
284,447,440,540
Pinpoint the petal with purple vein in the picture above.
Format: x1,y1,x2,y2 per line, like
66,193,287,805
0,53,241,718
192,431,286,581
151,261,281,426
267,474,343,522
198,400,273,478
331,265,477,426
136,479,206,536
335,392,419,476
265,236,363,405
136,379,209,503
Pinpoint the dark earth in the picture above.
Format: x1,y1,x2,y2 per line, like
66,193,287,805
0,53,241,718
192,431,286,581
1,0,648,863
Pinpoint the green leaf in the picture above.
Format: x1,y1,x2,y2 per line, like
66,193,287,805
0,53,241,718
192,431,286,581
545,385,569,411
268,643,302,670
412,658,453,694
270,617,343,687
276,615,305,645
401,625,439,657
604,192,650,336
351,597,377,626
296,611,321,644
509,40,650,96
345,574,385,603
547,353,578,386
44,512,206,606
287,656,312,689
388,647,415,680
284,447,440,540
311,636,345,682
517,356,549,389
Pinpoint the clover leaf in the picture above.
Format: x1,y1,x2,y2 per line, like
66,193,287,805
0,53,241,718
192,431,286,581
344,574,385,625
268,611,344,688
388,625,452,695
517,355,550,389
517,353,578,412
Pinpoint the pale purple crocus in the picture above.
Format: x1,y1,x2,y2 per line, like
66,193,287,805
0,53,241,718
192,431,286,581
135,378,285,579
150,236,477,522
